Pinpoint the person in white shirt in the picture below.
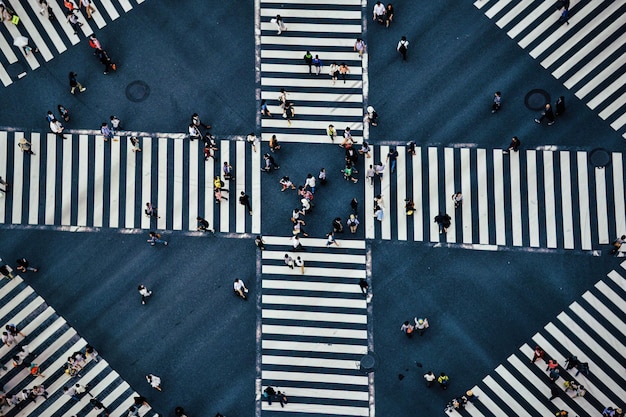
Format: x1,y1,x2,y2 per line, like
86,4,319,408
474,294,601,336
373,1,386,22
397,36,409,61
304,174,316,193
138,285,152,305
233,279,248,300
146,374,162,391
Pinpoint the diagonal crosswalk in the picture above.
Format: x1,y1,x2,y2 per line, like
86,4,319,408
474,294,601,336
0,131,261,234
446,260,626,416
0,0,146,87
365,144,626,252
259,0,365,144
0,262,158,417
474,0,626,138
260,236,370,417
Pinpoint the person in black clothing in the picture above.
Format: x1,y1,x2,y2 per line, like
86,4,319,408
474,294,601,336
264,386,276,405
555,96,566,116
69,72,86,94
332,217,344,233
97,50,116,74
239,192,252,215
434,213,452,234
535,103,555,125
255,236,265,250
16,258,39,273
503,136,521,154
196,217,213,233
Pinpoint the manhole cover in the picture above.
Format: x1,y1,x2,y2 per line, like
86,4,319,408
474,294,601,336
360,354,376,372
125,80,150,102
589,148,610,168
524,89,550,111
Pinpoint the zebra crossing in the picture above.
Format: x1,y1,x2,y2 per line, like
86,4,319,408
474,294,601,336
445,260,626,416
0,262,158,416
260,236,371,417
0,0,146,87
474,0,626,139
0,131,261,234
259,0,365,144
364,144,626,252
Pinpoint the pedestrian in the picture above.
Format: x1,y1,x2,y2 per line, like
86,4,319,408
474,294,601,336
347,214,359,233
0,176,9,194
85,344,98,362
354,39,366,57
174,406,187,417
365,107,378,127
191,113,211,130
145,202,159,218
269,135,281,152
558,7,569,24
29,363,44,377
326,231,340,247
555,96,566,116
109,115,121,132
273,14,286,34
535,103,556,125
385,3,394,26
341,127,353,147
18,138,35,155
564,355,580,370
284,254,294,269
255,235,265,250
413,317,429,335
490,91,503,114
424,371,436,387
280,176,295,191
223,161,235,180
49,118,66,139
359,141,371,158
246,133,259,152
397,36,409,61
31,385,48,401
278,88,288,108
263,153,280,171
575,361,589,376
147,231,168,246
64,385,80,401
303,51,313,74
88,34,101,52
233,278,248,300
503,136,521,154
602,407,616,417
263,386,276,405
260,99,272,117
611,235,626,254
214,187,228,203
101,122,113,141
312,54,323,75
326,124,336,141
146,374,162,391
434,212,451,234
304,173,316,193
438,372,449,390
6,324,25,339
319,167,327,185
188,123,201,141
66,10,83,34
276,391,288,408
405,199,415,215
366,165,375,185
214,175,225,190
329,62,339,85
339,63,350,83
373,205,384,222
291,235,304,251
197,216,213,232
400,320,414,337
546,358,558,371
531,345,545,363
130,136,141,152
451,192,463,208
571,384,586,398
81,0,96,19
341,163,358,183
239,191,252,215
373,1,385,22
358,278,368,295
16,258,38,273
57,104,70,122
63,0,75,12
1,331,15,347
137,285,152,305
549,368,560,382
0,265,15,279
373,162,385,179
283,101,295,126
69,71,86,94
98,49,117,74
203,142,214,161
386,148,399,173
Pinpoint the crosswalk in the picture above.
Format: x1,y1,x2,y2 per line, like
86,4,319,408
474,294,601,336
445,260,626,416
474,0,626,139
364,144,626,252
0,0,146,87
0,131,261,234
0,262,157,416
259,0,365,144
260,236,371,417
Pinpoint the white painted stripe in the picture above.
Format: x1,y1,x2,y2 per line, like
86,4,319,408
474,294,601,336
577,152,592,250
262,370,368,386
109,138,120,228
188,140,198,231
259,133,362,144
263,355,359,370
613,154,626,237
493,150,505,245
412,147,423,242
236,141,246,233
485,0,512,19
76,135,88,226
263,280,362,294
575,54,626,100
48,0,80,44
496,0,533,28
611,113,626,131
260,401,368,416
428,147,439,242
260,8,360,19
97,383,133,417
118,0,133,12
252,137,261,234
0,287,34,320
61,137,72,225
0,63,10,87
262,294,366,309
260,22,362,33
262,118,363,131
474,0,493,9
262,250,365,264
598,277,626,313
365,146,375,239
262,78,363,91
45,134,56,225
262,323,367,339
564,39,625,88
444,148,456,244
495,364,553,415
141,138,151,230
263,386,368,401
10,297,47,331
93,136,104,227
88,1,107,29
594,166,609,244
99,0,121,20
220,140,230,232
527,150,539,247
261,90,363,103
262,62,363,75
262,50,362,61
0,32,18,64
380,145,391,240
461,148,472,243
0,132,6,222
205,144,215,231
469,386,508,416
52,361,110,417
539,1,621,67
598,90,626,120
560,152,574,249
543,151,557,248
261,36,358,47
262,265,365,279
476,149,488,244
172,139,183,230
0,276,23,302
483,375,531,417
510,150,522,246
125,139,136,228
569,302,625,359
28,133,41,225
262,235,366,249
262,309,366,324
396,147,407,241
8,0,53,61
157,138,168,230
262,340,367,355
582,291,626,337
4,22,40,70
508,1,553,41
464,406,485,417
11,133,24,224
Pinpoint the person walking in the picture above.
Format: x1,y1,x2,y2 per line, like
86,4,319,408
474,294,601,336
413,317,429,335
263,153,280,171
284,254,294,269
147,231,168,246
88,34,101,52
535,103,556,125
291,235,304,251
373,1,385,22
246,133,259,152
130,136,141,152
273,14,286,34
269,135,281,152
347,214,359,233
146,374,162,391
0,176,9,194
358,278,368,295
438,372,449,390
100,122,113,141
188,123,201,141
397,36,409,61
66,10,83,34
69,71,86,94
329,62,339,85
197,216,214,233
303,51,313,74
81,0,96,19
354,38,366,58
263,386,276,405
400,320,414,337
327,124,336,141
50,118,66,139
492,91,502,113
451,192,463,208
386,148,399,173
18,138,35,155
339,63,350,84
424,371,436,387
234,278,248,300
531,345,545,363
223,161,235,181
611,235,626,254
434,212,451,234
138,285,152,305
110,115,121,132
239,192,252,215
145,202,159,218
326,231,339,247
58,104,70,122
16,258,39,273
312,54,323,75
283,101,295,126
255,235,265,250
98,49,116,74
385,3,394,26
503,136,521,154
555,96,566,116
